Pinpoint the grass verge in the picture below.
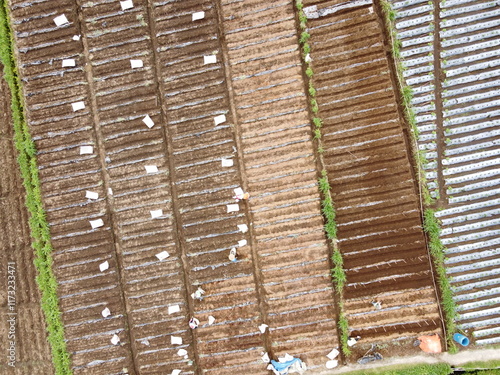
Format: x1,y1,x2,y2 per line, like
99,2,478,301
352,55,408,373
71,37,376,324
462,370,500,375
380,0,458,354
423,209,458,353
0,1,73,374
340,362,452,375
295,0,350,356
460,359,500,370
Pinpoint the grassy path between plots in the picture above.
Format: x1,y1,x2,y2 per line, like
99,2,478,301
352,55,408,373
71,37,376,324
294,0,350,357
380,0,458,353
0,2,73,374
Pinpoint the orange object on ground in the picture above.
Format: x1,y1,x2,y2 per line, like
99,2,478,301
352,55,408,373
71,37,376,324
233,192,250,201
417,334,442,353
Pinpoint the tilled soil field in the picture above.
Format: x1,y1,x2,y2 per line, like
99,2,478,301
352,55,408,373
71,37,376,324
7,0,339,373
303,0,443,345
11,0,137,369
220,0,339,370
0,66,53,374
391,0,500,346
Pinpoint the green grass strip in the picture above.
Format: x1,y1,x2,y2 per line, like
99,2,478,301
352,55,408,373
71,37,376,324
0,1,73,374
460,359,500,370
295,0,350,356
462,369,500,375
423,209,458,353
340,362,452,375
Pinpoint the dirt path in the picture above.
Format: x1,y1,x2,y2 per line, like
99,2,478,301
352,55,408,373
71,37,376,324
0,64,54,374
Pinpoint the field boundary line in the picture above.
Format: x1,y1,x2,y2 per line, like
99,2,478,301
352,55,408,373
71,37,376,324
294,0,349,358
213,0,274,356
0,1,73,373
379,0,458,353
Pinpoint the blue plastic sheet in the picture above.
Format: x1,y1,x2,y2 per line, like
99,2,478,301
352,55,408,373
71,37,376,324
270,358,303,374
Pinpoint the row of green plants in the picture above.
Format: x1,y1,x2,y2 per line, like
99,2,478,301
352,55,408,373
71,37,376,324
295,0,351,356
379,0,458,353
0,1,73,373
423,209,458,353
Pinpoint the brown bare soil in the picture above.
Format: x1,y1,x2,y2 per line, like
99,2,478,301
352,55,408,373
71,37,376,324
220,0,340,369
0,65,54,374
7,0,339,373
303,0,444,349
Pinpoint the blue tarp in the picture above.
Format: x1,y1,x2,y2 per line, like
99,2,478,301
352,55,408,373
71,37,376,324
270,358,303,374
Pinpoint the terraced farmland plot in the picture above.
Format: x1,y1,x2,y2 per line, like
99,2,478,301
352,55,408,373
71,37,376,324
218,0,340,370
7,0,339,373
78,0,201,373
303,0,443,345
0,67,53,375
9,0,254,372
149,0,264,373
391,0,500,346
9,0,137,372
